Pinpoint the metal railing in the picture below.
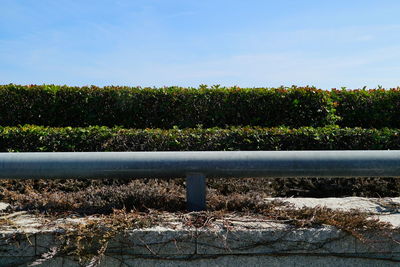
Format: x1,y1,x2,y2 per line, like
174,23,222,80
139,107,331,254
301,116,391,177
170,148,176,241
1,151,400,211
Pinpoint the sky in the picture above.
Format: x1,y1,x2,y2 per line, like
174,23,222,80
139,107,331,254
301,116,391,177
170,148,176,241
1,0,400,89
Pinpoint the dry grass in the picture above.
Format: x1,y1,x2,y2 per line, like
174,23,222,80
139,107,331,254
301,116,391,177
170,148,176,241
1,178,398,266
1,177,400,215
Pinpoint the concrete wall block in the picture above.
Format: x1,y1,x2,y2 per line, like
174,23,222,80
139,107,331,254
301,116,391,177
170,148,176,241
111,228,197,255
31,256,81,267
354,231,400,257
196,226,360,255
35,232,63,256
279,226,357,254
0,256,37,266
0,233,36,257
197,228,297,254
106,254,400,267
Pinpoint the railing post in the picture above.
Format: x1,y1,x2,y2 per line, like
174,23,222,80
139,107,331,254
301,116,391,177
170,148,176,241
186,173,206,211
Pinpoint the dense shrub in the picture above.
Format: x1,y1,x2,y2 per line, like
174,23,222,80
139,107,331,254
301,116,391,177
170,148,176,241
0,84,335,128
4,85,400,129
332,88,400,128
1,125,400,152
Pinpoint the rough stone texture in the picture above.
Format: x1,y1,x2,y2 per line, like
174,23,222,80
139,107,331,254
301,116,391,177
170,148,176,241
1,197,400,266
266,197,400,213
25,254,400,267
266,197,400,227
0,203,9,212
112,228,197,255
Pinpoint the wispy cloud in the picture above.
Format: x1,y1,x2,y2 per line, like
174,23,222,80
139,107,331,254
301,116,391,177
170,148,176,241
1,1,400,88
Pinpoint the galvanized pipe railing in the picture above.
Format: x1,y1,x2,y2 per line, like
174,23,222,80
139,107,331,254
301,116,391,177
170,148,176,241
1,151,400,211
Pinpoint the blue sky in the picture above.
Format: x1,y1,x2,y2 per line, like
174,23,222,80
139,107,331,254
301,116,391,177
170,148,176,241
1,0,400,89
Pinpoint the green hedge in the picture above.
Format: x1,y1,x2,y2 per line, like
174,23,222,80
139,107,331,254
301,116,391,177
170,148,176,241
0,85,335,128
3,85,400,129
332,89,400,128
1,125,400,152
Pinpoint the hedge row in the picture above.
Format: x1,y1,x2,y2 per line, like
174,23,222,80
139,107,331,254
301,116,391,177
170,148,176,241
2,85,400,129
332,89,400,128
1,125,400,152
0,85,336,128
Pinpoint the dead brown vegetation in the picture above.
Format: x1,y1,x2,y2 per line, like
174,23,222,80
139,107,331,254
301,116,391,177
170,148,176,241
1,178,398,266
